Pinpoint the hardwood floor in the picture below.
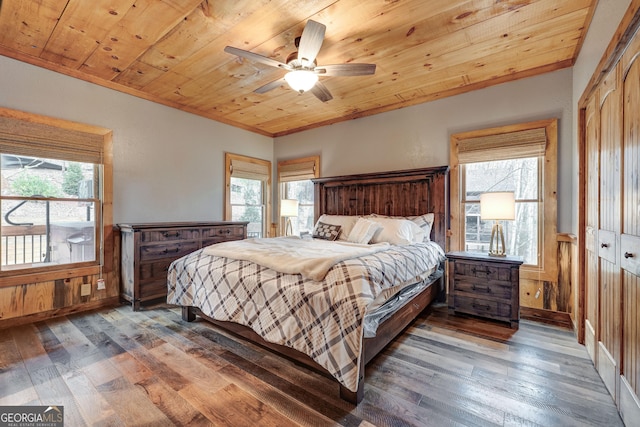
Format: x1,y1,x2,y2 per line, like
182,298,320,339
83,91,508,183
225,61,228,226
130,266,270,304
0,304,623,426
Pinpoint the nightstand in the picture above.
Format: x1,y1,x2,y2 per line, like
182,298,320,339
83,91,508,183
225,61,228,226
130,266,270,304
447,251,524,328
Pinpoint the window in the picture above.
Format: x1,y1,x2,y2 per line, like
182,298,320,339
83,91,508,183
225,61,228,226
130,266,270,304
225,153,271,238
0,108,111,277
277,156,320,236
450,119,557,280
462,158,539,264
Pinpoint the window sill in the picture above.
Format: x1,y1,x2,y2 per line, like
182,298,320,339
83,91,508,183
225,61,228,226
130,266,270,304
0,264,100,288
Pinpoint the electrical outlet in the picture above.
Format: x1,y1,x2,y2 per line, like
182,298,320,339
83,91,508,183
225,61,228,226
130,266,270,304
81,283,91,297
97,278,105,290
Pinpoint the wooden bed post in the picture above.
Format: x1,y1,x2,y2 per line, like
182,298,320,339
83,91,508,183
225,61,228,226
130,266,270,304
340,358,365,404
182,306,196,322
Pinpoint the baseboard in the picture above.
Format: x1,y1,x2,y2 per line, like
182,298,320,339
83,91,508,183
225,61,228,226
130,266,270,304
0,297,121,329
585,320,597,365
620,375,640,426
598,342,618,401
520,307,573,329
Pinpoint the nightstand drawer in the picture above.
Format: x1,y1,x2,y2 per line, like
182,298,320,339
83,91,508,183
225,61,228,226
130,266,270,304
453,279,512,301
454,295,512,319
453,261,513,281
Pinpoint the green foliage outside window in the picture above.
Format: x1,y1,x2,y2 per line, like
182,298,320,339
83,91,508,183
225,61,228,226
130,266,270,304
62,163,84,196
11,172,61,197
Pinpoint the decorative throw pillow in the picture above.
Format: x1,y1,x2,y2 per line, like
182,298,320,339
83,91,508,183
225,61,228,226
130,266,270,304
314,214,358,241
313,221,342,241
347,218,382,244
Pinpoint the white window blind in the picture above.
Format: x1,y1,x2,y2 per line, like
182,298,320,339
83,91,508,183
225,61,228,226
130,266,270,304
456,128,547,164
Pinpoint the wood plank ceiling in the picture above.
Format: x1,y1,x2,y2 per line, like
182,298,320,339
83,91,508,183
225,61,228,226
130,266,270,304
0,0,597,137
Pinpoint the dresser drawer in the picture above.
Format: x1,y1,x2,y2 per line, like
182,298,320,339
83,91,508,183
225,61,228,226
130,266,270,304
139,241,199,261
454,295,512,320
139,258,175,281
202,226,245,239
140,228,200,243
453,279,512,301
138,279,168,302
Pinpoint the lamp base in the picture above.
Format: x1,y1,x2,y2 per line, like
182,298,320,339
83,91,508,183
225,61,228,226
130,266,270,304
285,218,293,236
488,221,507,257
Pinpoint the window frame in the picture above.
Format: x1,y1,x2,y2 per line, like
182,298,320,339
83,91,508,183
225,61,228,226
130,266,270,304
277,156,320,236
0,107,112,283
450,119,558,282
224,152,271,238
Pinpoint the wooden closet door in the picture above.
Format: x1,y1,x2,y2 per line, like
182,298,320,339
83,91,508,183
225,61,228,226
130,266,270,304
597,64,623,402
584,94,600,365
619,32,640,421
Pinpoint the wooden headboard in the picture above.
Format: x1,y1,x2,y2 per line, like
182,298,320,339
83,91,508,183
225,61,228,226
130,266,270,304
313,166,449,251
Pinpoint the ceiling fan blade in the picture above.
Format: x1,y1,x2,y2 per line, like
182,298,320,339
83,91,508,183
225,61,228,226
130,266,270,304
310,81,333,102
298,20,326,64
315,63,376,76
224,46,290,70
254,78,286,94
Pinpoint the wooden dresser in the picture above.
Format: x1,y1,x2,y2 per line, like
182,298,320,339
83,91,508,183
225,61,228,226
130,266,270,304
447,251,523,328
119,221,247,310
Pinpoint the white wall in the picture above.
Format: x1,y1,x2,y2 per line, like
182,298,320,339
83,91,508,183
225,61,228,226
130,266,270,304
275,68,574,232
0,56,273,223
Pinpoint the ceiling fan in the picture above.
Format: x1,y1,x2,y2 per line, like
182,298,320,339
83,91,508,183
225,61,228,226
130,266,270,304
224,20,376,102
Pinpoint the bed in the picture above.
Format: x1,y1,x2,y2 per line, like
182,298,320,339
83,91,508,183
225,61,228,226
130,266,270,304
168,166,449,404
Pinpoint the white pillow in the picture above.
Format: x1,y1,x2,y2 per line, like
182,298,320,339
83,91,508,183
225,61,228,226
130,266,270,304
370,213,434,242
347,218,382,244
314,214,358,241
368,217,425,245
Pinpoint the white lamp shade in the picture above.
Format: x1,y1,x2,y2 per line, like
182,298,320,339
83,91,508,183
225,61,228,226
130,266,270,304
480,192,515,221
280,199,299,217
284,70,318,93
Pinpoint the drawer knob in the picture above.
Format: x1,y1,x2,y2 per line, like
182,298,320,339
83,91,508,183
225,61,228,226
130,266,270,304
163,247,180,254
624,252,634,259
163,231,180,238
601,243,609,248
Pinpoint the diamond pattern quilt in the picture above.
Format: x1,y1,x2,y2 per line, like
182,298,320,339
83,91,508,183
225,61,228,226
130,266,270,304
167,240,445,392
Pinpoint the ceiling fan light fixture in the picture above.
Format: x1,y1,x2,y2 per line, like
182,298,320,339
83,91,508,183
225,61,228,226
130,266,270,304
284,69,318,93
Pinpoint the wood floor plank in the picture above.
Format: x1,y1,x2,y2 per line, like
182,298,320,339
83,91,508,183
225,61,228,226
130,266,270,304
0,328,38,405
0,305,624,427
11,324,88,426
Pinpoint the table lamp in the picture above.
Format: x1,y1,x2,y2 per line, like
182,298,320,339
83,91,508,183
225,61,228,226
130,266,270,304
480,191,515,257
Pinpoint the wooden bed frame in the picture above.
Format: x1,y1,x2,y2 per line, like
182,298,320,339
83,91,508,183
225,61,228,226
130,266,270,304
181,166,449,404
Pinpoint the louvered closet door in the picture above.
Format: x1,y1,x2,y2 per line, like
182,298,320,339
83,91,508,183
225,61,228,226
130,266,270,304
584,94,600,365
619,32,640,421
597,64,623,402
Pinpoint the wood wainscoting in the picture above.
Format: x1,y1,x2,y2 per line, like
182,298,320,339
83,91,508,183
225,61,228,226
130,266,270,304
519,233,576,329
0,229,120,329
